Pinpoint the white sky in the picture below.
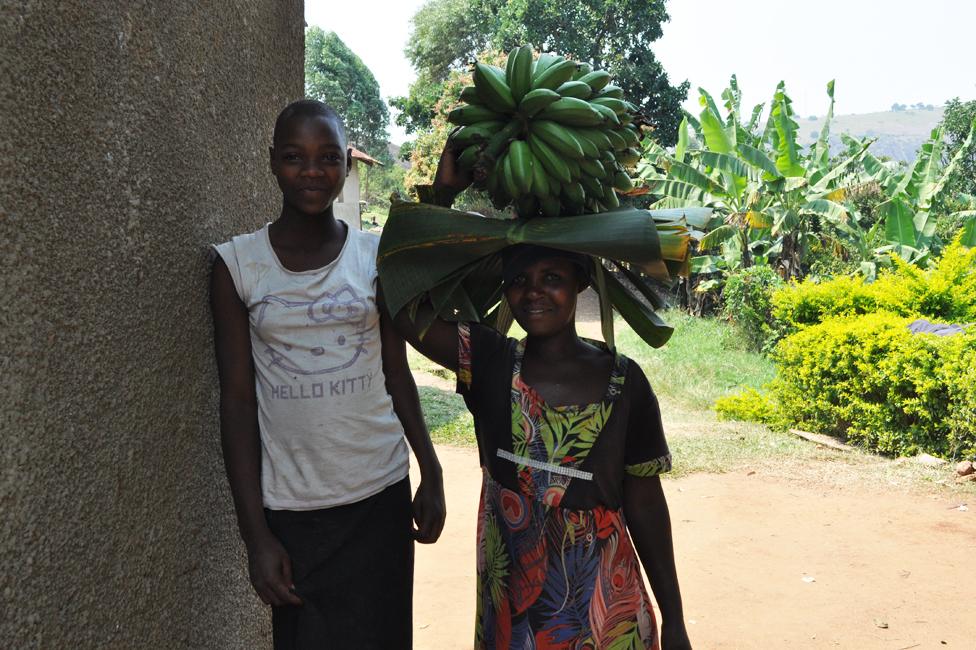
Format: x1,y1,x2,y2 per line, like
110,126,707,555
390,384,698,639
305,0,976,145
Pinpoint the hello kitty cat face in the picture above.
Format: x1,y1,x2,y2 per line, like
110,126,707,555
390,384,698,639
255,284,372,375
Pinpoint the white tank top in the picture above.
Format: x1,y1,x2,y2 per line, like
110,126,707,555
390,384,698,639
214,224,408,510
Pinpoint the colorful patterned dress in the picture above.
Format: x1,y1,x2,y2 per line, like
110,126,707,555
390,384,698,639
456,323,673,649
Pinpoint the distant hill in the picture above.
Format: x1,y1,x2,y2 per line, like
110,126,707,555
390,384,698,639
387,142,410,169
796,107,944,162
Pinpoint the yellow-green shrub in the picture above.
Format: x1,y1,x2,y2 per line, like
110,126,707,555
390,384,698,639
714,387,780,425
771,239,976,334
771,312,976,457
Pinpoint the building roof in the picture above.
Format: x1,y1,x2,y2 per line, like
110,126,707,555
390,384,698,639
349,146,383,166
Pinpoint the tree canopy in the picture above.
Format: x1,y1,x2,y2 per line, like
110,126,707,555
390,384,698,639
392,0,688,145
940,97,976,197
305,27,390,157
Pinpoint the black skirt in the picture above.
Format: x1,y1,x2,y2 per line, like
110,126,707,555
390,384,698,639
266,476,414,650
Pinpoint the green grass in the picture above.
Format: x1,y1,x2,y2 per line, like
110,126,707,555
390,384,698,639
361,210,388,231
417,386,474,446
616,310,776,415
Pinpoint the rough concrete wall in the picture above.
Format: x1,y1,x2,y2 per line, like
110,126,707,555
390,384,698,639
0,2,304,647
335,162,363,229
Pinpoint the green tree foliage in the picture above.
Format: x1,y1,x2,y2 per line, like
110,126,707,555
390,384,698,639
393,0,688,145
305,27,390,155
492,0,688,145
361,162,408,212
940,97,976,197
721,265,785,354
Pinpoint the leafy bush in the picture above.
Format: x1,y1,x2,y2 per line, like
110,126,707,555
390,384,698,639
714,388,780,426
771,238,976,335
721,265,784,354
771,312,976,457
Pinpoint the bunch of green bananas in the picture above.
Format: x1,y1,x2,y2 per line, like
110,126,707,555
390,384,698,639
447,44,641,218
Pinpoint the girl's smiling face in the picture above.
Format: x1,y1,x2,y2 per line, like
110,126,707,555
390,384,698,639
504,257,583,337
270,114,350,216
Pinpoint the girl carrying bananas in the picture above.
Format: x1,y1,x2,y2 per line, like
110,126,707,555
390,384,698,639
389,145,692,649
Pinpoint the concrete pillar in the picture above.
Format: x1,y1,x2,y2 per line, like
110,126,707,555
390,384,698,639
1,2,304,647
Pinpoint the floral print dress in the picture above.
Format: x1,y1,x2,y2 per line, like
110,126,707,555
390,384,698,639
456,323,672,650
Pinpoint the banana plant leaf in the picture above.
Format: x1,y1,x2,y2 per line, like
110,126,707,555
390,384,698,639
377,200,704,348
961,216,976,248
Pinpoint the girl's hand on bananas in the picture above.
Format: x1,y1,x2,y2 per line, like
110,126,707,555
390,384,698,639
431,139,474,207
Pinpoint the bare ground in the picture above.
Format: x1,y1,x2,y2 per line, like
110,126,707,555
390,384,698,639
410,446,976,649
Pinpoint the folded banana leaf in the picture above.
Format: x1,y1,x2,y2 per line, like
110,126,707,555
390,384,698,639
377,199,711,348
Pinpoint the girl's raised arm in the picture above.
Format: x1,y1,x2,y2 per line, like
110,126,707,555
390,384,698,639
380,286,460,374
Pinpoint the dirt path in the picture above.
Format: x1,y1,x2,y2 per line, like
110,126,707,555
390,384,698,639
411,447,975,649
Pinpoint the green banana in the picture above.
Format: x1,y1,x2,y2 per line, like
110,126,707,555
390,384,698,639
537,97,603,126
564,157,581,180
617,147,641,167
590,97,629,115
526,132,573,184
603,189,620,209
603,128,627,151
500,152,520,199
483,120,523,159
505,47,518,84
593,85,624,99
447,104,505,126
617,125,640,148
561,181,586,206
578,157,607,180
532,59,578,91
572,62,593,79
555,81,592,99
473,63,516,113
450,121,505,148
576,70,611,92
580,174,604,198
530,120,585,159
533,53,561,76
459,85,484,105
530,152,552,198
567,128,600,158
517,88,561,118
590,102,620,125
508,44,534,103
507,140,534,194
612,170,634,192
575,128,613,151
456,145,480,171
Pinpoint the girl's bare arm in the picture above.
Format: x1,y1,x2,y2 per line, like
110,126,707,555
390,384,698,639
211,257,301,607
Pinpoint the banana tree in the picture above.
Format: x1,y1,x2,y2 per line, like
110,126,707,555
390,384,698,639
852,117,976,267
636,79,865,283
